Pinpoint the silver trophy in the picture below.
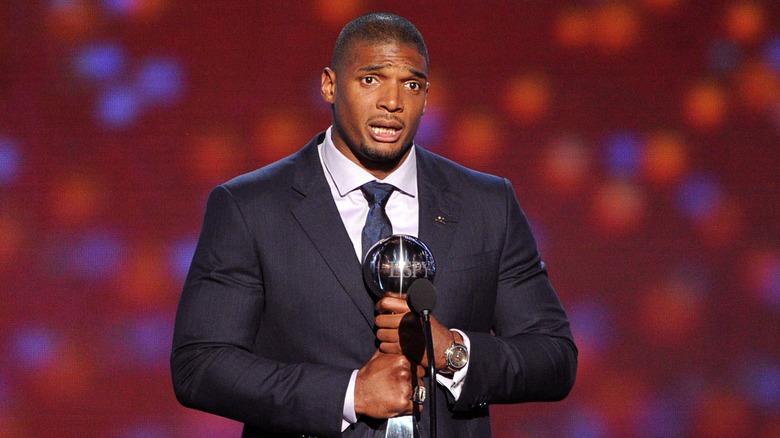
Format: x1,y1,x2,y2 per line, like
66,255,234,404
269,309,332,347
363,235,435,438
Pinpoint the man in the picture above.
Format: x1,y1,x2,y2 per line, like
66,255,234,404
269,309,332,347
171,12,576,438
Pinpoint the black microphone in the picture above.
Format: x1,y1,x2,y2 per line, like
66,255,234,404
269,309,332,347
406,278,438,438
407,278,437,316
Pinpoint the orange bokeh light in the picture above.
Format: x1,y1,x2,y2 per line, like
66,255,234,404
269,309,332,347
503,73,552,124
642,130,688,186
593,3,642,52
723,1,766,45
735,61,780,113
683,80,728,130
252,110,313,165
49,174,104,227
314,0,367,27
592,179,646,233
555,8,592,48
542,136,592,194
447,109,503,166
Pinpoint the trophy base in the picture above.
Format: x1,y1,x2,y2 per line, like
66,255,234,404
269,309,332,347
384,415,419,438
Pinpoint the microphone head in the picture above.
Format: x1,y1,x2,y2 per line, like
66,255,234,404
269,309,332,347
407,279,437,315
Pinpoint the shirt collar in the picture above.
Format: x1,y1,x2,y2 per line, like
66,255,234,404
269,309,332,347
320,126,418,198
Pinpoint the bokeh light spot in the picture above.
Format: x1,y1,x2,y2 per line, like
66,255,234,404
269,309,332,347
674,172,722,221
169,237,197,281
566,406,608,438
569,300,614,357
638,281,703,347
642,130,687,186
50,174,103,226
735,61,780,112
593,2,641,52
764,35,780,72
252,110,313,165
740,358,780,412
65,230,126,280
503,73,552,124
683,80,728,130
414,104,446,151
555,8,592,48
97,85,143,129
592,179,646,232
723,1,766,45
603,131,643,179
542,135,592,194
121,314,174,368
136,56,185,105
447,109,502,166
314,0,366,27
73,42,126,82
0,137,22,185
11,326,60,370
46,0,99,40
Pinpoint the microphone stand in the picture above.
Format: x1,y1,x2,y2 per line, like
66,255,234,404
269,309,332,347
421,310,437,438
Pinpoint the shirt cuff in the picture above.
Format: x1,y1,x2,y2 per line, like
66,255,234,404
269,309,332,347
342,369,359,432
435,329,470,400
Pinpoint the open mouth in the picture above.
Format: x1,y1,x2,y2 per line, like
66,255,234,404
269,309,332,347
369,121,403,142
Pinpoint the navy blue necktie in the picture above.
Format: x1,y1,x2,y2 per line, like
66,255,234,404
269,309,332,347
361,181,395,260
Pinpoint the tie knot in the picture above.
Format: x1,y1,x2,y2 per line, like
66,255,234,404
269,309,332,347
361,181,395,207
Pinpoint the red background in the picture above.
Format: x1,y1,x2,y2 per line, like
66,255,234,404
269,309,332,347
1,1,778,437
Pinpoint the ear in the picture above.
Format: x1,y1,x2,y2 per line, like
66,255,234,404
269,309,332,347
321,68,336,104
422,81,430,115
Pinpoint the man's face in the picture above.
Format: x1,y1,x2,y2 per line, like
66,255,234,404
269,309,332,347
321,41,428,177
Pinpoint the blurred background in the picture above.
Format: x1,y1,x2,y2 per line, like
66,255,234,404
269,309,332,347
1,0,778,437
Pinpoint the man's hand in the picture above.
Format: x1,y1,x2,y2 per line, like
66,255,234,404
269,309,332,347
375,295,463,371
354,350,425,419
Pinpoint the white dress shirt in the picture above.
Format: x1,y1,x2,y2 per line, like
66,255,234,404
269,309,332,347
317,127,469,429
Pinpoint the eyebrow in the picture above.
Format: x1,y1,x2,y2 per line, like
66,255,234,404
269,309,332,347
357,63,428,80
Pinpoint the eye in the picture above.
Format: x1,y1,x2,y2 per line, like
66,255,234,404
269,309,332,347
406,81,422,91
361,77,376,85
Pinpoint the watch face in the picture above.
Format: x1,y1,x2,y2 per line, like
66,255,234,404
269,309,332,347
447,344,468,369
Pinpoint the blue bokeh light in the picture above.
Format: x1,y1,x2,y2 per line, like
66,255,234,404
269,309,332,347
65,230,126,280
566,406,608,438
169,237,197,280
0,137,22,185
635,391,693,438
763,35,780,73
103,0,140,17
414,104,446,151
121,315,174,368
568,300,613,355
136,56,185,105
11,326,60,370
73,42,126,83
741,358,780,412
674,172,722,221
603,131,643,179
97,86,142,129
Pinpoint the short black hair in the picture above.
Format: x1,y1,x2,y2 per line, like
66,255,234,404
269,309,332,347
331,12,429,72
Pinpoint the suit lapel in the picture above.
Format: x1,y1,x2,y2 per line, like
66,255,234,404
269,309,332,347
416,147,460,278
289,136,376,327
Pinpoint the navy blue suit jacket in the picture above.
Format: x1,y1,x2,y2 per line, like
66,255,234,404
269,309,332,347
171,132,577,437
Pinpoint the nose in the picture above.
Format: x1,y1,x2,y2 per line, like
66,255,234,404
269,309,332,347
377,83,403,113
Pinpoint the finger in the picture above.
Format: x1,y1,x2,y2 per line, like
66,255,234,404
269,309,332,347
376,328,400,343
375,313,403,329
376,296,411,314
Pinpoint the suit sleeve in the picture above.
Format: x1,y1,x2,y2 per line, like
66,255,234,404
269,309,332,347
452,179,577,410
170,185,350,437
